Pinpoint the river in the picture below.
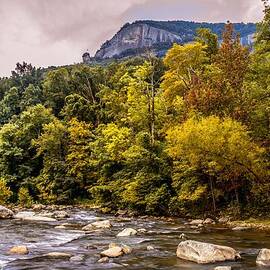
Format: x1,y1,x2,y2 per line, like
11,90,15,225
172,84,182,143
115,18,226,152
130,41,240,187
0,208,269,269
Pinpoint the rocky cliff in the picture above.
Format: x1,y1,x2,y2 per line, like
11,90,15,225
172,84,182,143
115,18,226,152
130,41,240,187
95,23,183,59
86,20,256,62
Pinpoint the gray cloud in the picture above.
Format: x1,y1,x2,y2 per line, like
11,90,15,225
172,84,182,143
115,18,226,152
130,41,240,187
0,0,264,77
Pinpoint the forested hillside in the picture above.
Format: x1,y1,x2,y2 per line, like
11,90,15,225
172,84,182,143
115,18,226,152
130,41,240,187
132,20,256,39
0,5,269,218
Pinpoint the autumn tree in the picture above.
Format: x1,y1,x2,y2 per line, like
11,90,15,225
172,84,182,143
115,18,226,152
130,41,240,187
166,116,266,212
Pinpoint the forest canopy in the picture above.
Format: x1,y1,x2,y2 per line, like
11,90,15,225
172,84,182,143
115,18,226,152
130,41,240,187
0,4,269,218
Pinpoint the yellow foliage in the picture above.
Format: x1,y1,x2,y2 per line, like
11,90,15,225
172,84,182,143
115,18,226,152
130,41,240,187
0,178,12,205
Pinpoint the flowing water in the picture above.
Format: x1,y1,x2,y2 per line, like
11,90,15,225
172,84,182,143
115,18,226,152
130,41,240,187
0,208,269,270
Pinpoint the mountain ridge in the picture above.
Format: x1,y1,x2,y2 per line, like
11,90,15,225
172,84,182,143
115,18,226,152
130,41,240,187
83,20,256,63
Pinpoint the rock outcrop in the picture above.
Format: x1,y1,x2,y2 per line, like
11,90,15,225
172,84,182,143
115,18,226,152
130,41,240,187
176,240,240,264
95,23,182,60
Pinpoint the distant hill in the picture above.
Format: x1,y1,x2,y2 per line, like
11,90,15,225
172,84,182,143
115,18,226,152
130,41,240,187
83,20,256,62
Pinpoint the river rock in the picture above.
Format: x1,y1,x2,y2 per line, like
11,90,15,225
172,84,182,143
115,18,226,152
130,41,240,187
45,252,72,258
256,248,270,266
15,212,57,222
69,255,85,262
147,245,155,251
190,219,204,225
9,245,29,255
101,246,123,258
176,240,240,264
0,205,14,219
218,217,230,224
82,220,112,231
55,225,67,229
32,204,46,211
98,257,110,263
138,228,147,233
53,210,69,219
108,243,132,255
116,210,128,216
214,267,232,270
117,228,137,237
204,218,215,225
39,212,55,218
232,226,250,231
122,244,132,254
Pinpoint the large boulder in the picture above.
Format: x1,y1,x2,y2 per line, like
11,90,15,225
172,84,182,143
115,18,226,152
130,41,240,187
176,240,240,264
256,248,270,266
0,205,14,219
117,228,137,237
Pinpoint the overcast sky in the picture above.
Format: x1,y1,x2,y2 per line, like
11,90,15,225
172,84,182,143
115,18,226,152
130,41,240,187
0,0,264,77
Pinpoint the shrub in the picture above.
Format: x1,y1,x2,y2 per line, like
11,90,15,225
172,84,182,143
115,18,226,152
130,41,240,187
18,187,33,208
0,178,12,205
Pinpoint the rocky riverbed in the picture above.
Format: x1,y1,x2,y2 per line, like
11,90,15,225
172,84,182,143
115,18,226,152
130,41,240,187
0,206,270,270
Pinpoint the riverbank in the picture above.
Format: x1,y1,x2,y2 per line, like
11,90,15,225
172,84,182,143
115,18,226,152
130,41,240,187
6,203,270,232
228,219,270,232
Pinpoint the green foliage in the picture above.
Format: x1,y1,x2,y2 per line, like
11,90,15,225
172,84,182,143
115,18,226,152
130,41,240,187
18,187,33,207
0,18,268,217
196,28,219,58
0,87,20,124
0,178,13,205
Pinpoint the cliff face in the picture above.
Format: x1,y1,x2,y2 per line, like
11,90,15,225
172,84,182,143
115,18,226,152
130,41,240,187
95,23,183,59
91,21,256,61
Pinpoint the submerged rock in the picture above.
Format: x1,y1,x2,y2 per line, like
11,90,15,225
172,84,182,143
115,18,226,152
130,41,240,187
45,252,72,258
9,245,29,255
0,205,14,219
176,240,240,264
117,228,137,237
256,248,270,266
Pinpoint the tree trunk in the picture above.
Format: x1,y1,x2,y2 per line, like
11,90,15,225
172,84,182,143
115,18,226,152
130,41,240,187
209,177,216,212
150,72,155,146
